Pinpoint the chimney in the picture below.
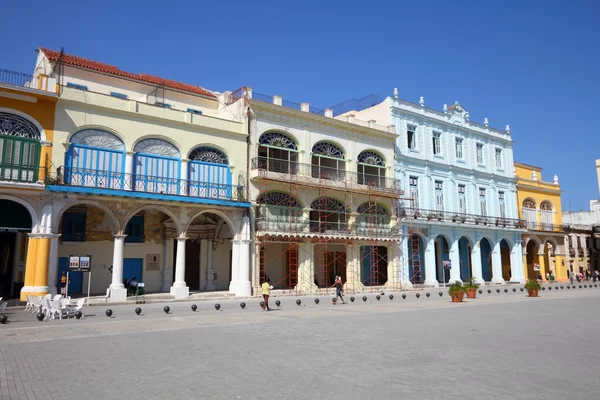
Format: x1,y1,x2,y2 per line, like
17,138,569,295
273,95,282,106
325,108,333,118
245,87,253,99
346,114,355,123
301,102,310,112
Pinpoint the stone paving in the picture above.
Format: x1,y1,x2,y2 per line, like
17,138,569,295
1,287,600,399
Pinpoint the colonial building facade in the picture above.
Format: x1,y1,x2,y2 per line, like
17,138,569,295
247,90,403,294
0,65,58,300
349,91,526,286
23,48,252,302
514,163,567,281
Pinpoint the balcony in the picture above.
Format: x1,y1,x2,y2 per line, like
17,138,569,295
525,221,564,233
0,68,57,94
251,157,402,197
0,164,48,185
402,207,526,229
46,166,249,206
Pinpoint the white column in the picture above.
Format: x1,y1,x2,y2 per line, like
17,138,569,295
206,239,215,290
162,238,174,291
510,240,526,283
180,159,189,195
424,236,439,287
471,241,485,285
124,151,134,190
109,234,127,302
449,239,461,283
400,234,413,288
170,237,189,299
229,215,251,297
47,234,60,296
297,239,317,293
491,241,505,283
345,243,363,293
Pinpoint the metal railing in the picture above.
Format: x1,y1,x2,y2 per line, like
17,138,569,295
251,157,402,195
401,207,526,228
524,221,564,233
0,69,36,89
0,164,48,184
255,215,398,237
48,166,247,201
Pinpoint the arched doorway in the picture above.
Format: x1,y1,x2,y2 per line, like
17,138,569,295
311,142,345,181
133,138,180,195
526,239,540,280
434,235,450,285
188,146,231,198
183,212,234,292
0,112,42,182
407,233,425,285
65,129,125,188
500,239,511,281
257,131,299,174
480,238,493,281
0,199,33,298
458,236,472,281
357,150,385,187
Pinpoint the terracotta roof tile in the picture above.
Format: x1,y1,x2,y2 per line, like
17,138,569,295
40,48,216,99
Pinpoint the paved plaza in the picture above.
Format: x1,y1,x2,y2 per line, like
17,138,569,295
1,287,600,400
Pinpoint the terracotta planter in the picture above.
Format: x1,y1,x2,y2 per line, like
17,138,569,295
465,288,477,299
451,292,464,303
527,288,539,297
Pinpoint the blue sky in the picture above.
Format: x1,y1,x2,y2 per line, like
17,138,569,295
2,0,598,210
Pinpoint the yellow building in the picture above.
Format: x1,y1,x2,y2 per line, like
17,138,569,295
0,63,58,300
514,162,567,281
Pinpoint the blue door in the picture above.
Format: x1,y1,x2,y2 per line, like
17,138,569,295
58,258,83,294
123,258,143,283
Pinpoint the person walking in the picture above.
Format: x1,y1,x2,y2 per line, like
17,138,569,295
261,276,273,311
569,270,574,285
332,275,346,305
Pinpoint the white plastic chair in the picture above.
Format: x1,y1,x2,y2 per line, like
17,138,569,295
74,298,85,312
24,295,32,311
53,294,62,301
31,296,42,313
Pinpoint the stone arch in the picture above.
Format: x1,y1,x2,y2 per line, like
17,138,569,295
67,125,126,148
434,233,453,246
188,144,230,164
544,236,560,250
258,130,299,150
356,201,390,215
256,191,303,208
0,194,38,231
122,205,182,236
458,235,475,248
522,198,537,209
525,235,543,248
311,197,347,212
0,107,47,143
184,209,236,238
311,140,346,158
53,200,120,234
498,236,514,248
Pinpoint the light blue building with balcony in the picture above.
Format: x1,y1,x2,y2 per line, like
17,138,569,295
349,90,526,286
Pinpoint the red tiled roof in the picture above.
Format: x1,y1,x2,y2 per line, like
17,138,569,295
40,48,216,99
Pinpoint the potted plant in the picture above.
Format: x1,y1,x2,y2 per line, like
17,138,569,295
451,214,459,222
427,213,436,220
460,216,467,223
448,281,466,303
524,278,541,297
437,213,443,221
464,277,479,299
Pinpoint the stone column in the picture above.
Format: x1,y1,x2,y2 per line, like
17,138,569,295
205,239,215,290
302,208,311,233
47,234,60,296
162,238,174,292
471,242,485,285
424,236,439,287
345,243,363,293
124,151,135,190
510,240,526,283
170,237,189,299
449,239,461,283
491,241,505,284
385,244,400,288
537,250,547,280
399,234,413,288
297,239,317,293
229,215,251,297
109,234,127,302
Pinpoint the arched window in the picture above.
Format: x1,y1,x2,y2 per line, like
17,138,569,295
357,151,385,187
310,197,347,232
0,112,41,183
133,139,180,195
311,142,345,181
188,146,231,199
522,199,537,229
356,202,390,234
539,201,554,231
256,192,302,231
66,129,125,188
258,131,298,174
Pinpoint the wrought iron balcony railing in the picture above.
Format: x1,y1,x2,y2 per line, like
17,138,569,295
255,215,398,237
401,207,526,229
0,164,48,184
251,157,402,195
48,166,247,202
524,221,564,233
0,69,56,93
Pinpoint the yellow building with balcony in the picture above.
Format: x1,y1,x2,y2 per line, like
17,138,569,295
514,162,567,281
0,64,58,300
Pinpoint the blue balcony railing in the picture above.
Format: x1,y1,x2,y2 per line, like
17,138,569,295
48,166,246,202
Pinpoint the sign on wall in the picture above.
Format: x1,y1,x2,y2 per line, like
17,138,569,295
443,261,451,270
69,254,92,272
146,254,160,271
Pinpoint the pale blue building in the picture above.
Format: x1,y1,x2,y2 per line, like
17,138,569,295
346,90,526,286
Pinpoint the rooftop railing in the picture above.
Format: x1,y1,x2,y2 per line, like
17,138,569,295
0,69,57,93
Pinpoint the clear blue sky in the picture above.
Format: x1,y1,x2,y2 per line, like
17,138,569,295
2,0,598,211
